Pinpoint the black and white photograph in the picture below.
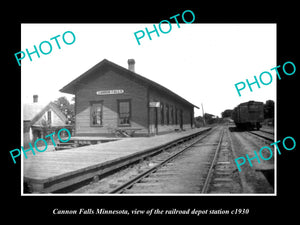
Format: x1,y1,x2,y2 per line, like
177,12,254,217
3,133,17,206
4,5,297,221
21,23,276,195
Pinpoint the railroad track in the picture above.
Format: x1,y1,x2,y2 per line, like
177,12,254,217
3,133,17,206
202,127,243,193
247,130,274,142
229,128,275,193
71,127,214,194
200,128,224,193
108,128,216,194
108,126,243,194
260,129,274,135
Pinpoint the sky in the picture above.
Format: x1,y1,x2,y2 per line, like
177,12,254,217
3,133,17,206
21,23,276,117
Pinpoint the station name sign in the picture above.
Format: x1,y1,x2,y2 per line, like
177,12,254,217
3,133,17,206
96,89,124,95
149,102,160,107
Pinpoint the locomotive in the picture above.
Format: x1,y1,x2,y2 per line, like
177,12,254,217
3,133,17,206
232,101,264,130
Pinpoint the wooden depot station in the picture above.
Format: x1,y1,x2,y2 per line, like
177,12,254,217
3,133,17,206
24,59,202,193
60,59,199,137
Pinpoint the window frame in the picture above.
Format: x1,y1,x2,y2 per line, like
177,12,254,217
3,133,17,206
160,102,164,125
175,107,178,125
47,110,52,124
90,101,103,127
117,99,131,127
170,105,174,125
166,104,169,125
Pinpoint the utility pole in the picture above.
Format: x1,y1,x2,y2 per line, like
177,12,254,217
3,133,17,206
201,103,206,126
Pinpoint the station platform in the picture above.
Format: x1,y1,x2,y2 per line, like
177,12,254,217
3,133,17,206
23,127,211,193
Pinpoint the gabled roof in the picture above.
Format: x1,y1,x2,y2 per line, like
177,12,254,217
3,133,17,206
60,59,199,109
23,102,67,126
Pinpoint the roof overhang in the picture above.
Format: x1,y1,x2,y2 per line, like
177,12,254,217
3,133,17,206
60,59,199,109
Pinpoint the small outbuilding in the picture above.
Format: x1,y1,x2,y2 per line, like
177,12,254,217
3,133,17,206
60,59,199,137
23,95,68,146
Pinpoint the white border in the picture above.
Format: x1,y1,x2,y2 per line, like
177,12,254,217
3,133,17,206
21,23,277,196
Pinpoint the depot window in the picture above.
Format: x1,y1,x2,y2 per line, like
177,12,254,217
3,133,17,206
175,107,178,125
170,105,174,125
166,104,169,125
118,99,131,126
90,101,103,126
47,110,51,124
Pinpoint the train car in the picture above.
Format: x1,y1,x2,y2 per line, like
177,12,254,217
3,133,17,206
232,101,264,130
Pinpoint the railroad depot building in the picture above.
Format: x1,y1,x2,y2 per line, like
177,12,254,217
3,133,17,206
60,59,198,137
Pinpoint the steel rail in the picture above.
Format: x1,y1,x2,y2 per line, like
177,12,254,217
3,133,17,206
247,131,274,142
260,129,274,135
201,128,225,193
108,128,215,194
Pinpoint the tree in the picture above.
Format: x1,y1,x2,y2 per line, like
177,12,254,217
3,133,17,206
53,96,75,125
264,100,274,119
221,109,233,118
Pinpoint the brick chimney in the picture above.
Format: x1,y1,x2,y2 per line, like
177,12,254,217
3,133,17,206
128,59,135,72
33,95,38,103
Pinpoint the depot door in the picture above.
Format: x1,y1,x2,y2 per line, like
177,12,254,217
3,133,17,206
180,110,183,130
149,107,158,135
